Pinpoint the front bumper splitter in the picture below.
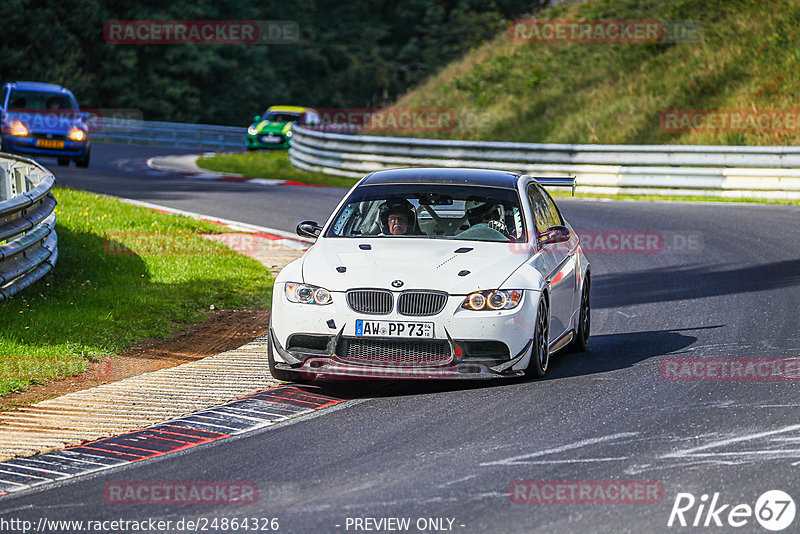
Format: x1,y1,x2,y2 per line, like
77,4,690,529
270,327,530,380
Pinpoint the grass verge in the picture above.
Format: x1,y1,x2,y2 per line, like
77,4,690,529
0,187,273,397
390,0,800,146
197,150,359,188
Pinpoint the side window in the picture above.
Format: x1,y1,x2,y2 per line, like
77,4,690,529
527,184,557,232
542,189,564,227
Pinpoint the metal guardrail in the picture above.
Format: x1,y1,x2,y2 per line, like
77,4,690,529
289,127,800,199
90,117,246,149
0,154,58,298
89,118,363,150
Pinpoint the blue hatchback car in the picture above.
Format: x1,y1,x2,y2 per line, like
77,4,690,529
0,81,90,167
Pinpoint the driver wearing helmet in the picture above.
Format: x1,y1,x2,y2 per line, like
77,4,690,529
379,198,417,235
466,200,509,236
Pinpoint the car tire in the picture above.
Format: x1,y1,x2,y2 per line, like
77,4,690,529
57,158,70,166
76,149,90,168
566,275,590,353
267,329,315,383
524,297,550,378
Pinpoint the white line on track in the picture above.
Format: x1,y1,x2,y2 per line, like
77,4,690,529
478,432,638,467
660,424,800,458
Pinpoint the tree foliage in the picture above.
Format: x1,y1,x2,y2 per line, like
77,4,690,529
0,0,544,124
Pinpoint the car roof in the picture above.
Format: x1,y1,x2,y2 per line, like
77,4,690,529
7,81,71,94
360,168,522,189
267,105,309,113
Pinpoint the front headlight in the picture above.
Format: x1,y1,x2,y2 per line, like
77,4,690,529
461,289,523,311
68,127,86,141
285,282,332,305
9,120,28,136
285,130,293,138
247,125,259,135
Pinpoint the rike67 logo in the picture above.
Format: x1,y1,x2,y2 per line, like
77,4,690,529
668,490,796,531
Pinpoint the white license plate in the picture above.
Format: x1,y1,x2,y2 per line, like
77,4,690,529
260,136,282,143
355,320,433,338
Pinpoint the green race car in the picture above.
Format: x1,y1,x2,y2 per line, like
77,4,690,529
246,105,320,150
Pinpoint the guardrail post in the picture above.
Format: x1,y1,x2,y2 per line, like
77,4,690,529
13,166,30,195
0,162,12,201
25,170,42,189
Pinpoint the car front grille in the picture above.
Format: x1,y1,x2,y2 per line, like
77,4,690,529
260,134,285,144
337,338,452,367
31,133,67,140
346,289,393,315
397,291,448,316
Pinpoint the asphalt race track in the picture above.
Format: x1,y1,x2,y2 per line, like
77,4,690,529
2,143,799,532
46,142,347,233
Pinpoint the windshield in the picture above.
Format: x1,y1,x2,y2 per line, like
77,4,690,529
325,184,526,242
263,111,301,122
8,90,77,112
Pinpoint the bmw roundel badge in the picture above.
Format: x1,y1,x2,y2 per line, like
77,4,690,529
391,280,404,288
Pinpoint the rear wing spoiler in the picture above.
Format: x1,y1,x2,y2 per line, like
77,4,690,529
529,176,576,196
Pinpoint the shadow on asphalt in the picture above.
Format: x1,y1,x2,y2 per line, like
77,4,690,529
543,326,715,379
593,259,800,308
296,374,512,401
293,326,716,400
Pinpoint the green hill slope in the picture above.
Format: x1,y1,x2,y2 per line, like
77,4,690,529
389,0,800,145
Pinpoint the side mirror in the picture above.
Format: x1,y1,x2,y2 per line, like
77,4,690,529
538,225,570,246
297,220,322,239
253,115,261,122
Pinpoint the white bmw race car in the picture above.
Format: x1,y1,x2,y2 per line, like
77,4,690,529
269,168,590,381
